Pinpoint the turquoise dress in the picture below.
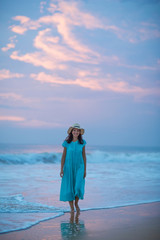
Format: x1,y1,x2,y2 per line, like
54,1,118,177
60,140,86,201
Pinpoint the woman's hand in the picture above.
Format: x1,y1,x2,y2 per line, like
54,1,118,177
60,170,64,178
84,170,86,178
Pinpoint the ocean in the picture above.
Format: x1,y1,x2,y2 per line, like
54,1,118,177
0,143,160,234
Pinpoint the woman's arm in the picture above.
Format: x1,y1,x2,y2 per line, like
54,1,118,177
82,146,87,178
60,147,66,177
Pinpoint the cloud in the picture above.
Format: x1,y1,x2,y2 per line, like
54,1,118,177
38,1,121,57
0,93,33,104
10,50,65,70
19,119,62,128
103,77,160,98
119,21,160,43
30,71,102,90
10,16,41,34
10,23,100,70
8,0,158,73
8,0,120,69
10,25,27,35
10,49,68,70
0,69,24,80
30,71,160,97
0,114,61,128
1,36,17,52
13,16,30,24
105,81,146,95
140,27,160,39
78,70,99,77
40,1,47,13
102,55,157,71
8,0,160,48
2,43,15,52
3,0,159,103
0,93,41,112
118,63,157,71
46,1,105,53
0,116,25,121
33,28,97,64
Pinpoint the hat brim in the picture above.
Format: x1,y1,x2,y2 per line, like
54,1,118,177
67,127,84,135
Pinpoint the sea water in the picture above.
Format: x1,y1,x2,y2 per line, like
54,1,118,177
0,143,160,234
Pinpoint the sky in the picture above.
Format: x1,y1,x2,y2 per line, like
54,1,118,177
0,0,160,146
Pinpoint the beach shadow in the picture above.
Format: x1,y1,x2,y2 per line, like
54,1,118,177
60,211,86,240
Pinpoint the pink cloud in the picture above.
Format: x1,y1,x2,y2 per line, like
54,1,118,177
102,55,157,71
120,21,160,43
138,28,160,41
78,70,99,77
0,69,24,80
30,70,160,97
10,25,99,70
30,72,102,90
47,1,107,29
13,16,30,24
37,14,100,58
2,36,17,52
9,1,160,49
34,28,98,63
40,1,47,13
47,3,57,13
10,16,41,34
0,116,25,121
10,25,27,34
38,1,121,56
0,114,61,128
8,0,114,65
19,119,62,128
104,80,160,98
0,93,33,104
2,43,15,52
10,51,66,70
75,78,102,90
6,0,158,78
118,63,157,71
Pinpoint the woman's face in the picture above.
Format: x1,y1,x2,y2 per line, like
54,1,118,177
72,128,81,138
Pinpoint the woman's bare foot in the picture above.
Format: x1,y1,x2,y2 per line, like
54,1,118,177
75,211,80,224
70,211,74,223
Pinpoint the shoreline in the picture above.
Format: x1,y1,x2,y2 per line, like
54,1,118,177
0,202,160,240
1,200,160,235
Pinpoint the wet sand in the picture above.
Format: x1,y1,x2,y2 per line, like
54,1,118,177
0,202,160,240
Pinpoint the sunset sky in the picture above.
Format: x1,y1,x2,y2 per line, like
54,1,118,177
0,0,160,146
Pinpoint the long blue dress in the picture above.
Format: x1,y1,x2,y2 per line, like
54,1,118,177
60,139,86,201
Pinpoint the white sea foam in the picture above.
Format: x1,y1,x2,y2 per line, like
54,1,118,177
0,194,159,234
0,194,62,213
0,150,159,165
0,212,64,234
87,150,160,163
0,194,65,234
0,152,61,164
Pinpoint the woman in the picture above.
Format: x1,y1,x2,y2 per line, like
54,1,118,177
60,123,87,212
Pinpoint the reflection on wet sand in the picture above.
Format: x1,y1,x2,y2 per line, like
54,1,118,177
61,211,86,239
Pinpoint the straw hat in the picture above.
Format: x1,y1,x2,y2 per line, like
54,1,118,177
67,123,85,135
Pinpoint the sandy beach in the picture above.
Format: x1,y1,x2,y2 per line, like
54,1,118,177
0,202,160,240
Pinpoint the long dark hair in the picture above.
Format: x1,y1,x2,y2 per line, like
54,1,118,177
65,130,84,144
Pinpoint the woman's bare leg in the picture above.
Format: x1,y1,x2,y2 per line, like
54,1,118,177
69,201,74,212
75,196,80,212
